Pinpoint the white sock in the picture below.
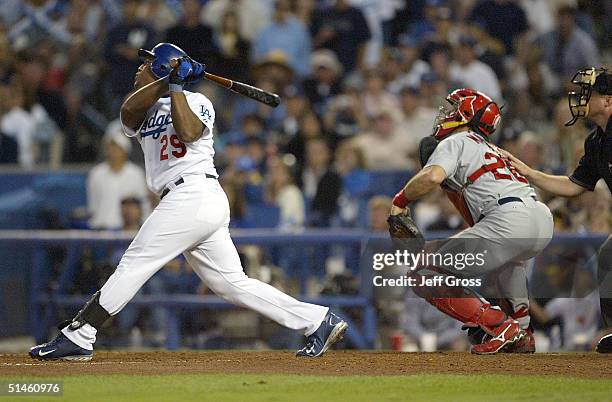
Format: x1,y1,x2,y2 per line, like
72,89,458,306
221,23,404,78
61,323,97,350
516,315,530,330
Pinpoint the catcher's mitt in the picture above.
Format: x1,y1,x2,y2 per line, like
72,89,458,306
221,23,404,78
387,211,423,239
387,211,425,252
418,136,439,168
387,210,425,252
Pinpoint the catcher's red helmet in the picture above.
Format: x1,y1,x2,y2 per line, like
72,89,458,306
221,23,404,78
433,88,502,139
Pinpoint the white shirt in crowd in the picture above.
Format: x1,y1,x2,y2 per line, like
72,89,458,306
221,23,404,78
1,104,56,169
87,161,149,229
544,291,600,350
449,60,502,102
275,185,305,230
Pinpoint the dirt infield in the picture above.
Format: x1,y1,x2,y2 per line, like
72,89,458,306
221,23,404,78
1,351,610,379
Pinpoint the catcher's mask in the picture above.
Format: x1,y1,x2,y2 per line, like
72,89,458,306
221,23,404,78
433,88,502,140
138,42,187,79
565,67,611,126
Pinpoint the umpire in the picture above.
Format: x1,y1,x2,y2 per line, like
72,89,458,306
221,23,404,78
506,67,611,353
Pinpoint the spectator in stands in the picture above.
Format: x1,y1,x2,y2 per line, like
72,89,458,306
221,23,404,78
580,186,611,234
102,0,156,116
352,111,414,171
110,197,171,347
219,172,247,228
87,120,149,229
0,80,61,169
426,43,460,95
293,0,316,26
413,189,446,230
164,0,218,69
140,0,177,33
323,82,369,143
514,131,545,172
275,86,308,144
537,5,599,85
402,290,466,351
425,196,465,232
223,113,266,151
469,0,528,55
285,110,327,169
300,137,341,227
336,142,370,227
368,195,391,233
245,136,267,176
230,75,287,131
361,69,402,122
518,0,554,36
212,9,250,82
531,267,600,350
15,52,68,134
386,36,430,93
544,100,588,174
253,0,311,78
405,0,451,44
396,86,438,159
420,72,448,109
310,0,371,73
118,196,143,231
449,34,501,101
202,0,271,43
265,157,305,230
252,50,295,93
303,49,343,115
463,22,507,84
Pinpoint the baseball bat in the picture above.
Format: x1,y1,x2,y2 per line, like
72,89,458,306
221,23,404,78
169,59,281,108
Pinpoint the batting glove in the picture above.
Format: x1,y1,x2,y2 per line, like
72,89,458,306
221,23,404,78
185,60,206,84
169,57,206,92
169,57,192,91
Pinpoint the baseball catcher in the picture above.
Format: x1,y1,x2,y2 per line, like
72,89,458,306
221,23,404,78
389,88,553,354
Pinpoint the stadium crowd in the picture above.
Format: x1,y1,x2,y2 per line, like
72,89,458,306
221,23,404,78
0,0,610,351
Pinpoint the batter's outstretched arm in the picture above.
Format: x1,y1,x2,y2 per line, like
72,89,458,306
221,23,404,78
120,76,168,131
501,150,586,197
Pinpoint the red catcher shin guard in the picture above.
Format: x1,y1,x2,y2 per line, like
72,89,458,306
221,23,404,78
428,297,508,335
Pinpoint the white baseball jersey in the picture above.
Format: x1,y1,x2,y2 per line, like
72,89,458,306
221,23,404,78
425,130,536,222
124,91,218,194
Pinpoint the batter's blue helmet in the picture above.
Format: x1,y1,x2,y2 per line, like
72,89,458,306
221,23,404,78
138,43,187,79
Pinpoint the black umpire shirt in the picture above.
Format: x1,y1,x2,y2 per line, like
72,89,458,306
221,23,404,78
569,116,612,193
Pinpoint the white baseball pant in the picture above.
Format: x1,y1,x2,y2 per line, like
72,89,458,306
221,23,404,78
63,174,328,349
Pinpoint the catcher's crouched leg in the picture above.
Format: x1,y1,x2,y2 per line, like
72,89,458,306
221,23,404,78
409,267,525,354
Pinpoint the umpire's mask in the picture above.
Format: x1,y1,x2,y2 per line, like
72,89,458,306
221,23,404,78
565,67,611,126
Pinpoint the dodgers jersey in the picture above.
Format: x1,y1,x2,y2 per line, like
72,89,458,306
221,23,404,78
123,91,218,194
425,130,536,222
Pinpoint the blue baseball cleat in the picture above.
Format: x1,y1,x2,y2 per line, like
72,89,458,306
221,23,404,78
29,332,93,361
296,311,348,357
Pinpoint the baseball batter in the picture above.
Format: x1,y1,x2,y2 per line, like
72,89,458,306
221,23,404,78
30,43,347,361
389,88,553,354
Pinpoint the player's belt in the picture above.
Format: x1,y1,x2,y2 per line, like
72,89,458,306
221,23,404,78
160,173,217,199
478,196,537,221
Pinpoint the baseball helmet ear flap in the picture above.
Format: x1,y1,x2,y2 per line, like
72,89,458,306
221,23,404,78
468,101,501,137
